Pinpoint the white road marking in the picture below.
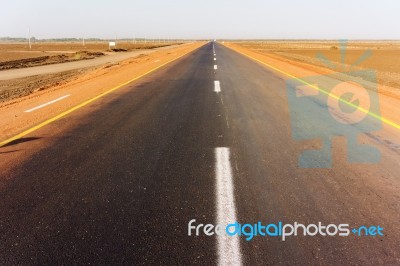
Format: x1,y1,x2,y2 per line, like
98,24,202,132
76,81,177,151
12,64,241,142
215,147,242,266
214,65,218,70
25,95,70,113
154,59,161,62
214,80,221,93
214,58,216,61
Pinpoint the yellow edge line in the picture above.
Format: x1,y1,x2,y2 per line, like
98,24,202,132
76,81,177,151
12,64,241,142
0,44,204,148
226,44,400,130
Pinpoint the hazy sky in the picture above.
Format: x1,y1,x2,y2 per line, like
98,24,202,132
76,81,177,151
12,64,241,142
1,0,399,39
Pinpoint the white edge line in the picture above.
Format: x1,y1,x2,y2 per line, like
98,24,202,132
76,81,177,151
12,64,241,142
25,95,70,113
215,147,242,266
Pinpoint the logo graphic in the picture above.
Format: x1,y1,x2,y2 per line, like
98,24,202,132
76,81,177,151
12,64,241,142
286,40,382,168
188,219,384,241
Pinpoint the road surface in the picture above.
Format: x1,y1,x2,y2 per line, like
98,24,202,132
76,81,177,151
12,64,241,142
0,42,399,265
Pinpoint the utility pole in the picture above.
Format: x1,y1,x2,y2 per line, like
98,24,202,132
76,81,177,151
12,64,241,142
28,27,32,49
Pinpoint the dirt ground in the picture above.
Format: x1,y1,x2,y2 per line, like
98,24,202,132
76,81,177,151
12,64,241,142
233,41,400,89
0,51,104,70
0,41,184,103
0,41,179,69
0,67,95,103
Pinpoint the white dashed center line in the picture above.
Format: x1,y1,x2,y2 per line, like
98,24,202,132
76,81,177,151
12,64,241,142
214,65,218,70
215,147,242,266
25,95,71,113
214,81,221,93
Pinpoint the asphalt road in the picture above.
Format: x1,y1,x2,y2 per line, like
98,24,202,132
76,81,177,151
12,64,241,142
0,42,399,265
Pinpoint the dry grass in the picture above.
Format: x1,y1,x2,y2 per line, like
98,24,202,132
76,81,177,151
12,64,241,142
233,41,400,89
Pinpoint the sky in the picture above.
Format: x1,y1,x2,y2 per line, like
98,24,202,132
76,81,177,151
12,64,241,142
1,0,399,40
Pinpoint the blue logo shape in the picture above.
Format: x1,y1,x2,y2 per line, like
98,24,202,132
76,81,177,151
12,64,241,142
286,42,382,168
